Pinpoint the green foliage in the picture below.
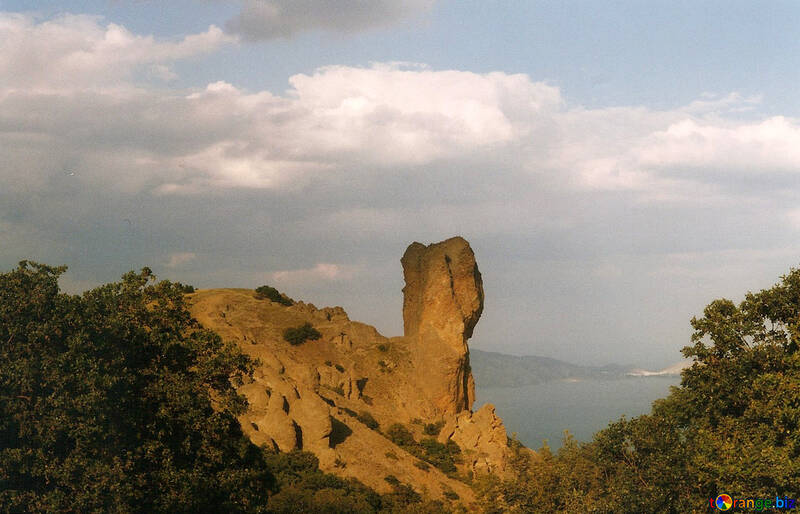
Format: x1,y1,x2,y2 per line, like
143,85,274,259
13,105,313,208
413,460,430,471
282,322,321,345
0,262,271,512
177,282,195,293
419,439,461,474
263,450,381,513
423,420,445,436
356,411,380,431
385,424,461,474
442,487,459,501
254,285,293,306
377,343,389,352
478,265,800,512
335,363,345,373
386,424,416,447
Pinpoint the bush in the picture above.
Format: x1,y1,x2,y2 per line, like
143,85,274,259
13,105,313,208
254,284,293,306
414,460,430,471
419,438,460,474
385,423,461,474
283,322,321,345
442,488,459,501
386,424,416,447
356,410,380,430
377,343,389,352
423,420,445,436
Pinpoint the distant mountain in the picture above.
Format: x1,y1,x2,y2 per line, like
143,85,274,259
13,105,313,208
470,349,636,388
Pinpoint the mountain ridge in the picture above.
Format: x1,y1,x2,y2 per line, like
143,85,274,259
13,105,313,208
470,349,638,388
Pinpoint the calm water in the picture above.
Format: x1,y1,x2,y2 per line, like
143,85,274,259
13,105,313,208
475,376,680,450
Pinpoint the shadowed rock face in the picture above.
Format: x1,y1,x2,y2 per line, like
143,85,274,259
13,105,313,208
401,236,484,416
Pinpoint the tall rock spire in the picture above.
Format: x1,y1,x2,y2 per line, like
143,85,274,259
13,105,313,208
401,236,484,416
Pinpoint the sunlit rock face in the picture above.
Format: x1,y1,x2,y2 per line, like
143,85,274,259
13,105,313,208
401,236,484,416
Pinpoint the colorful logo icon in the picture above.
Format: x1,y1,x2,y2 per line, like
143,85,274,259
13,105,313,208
715,494,733,511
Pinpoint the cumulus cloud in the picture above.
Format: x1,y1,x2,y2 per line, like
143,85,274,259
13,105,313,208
0,13,232,91
4,14,799,205
225,0,435,40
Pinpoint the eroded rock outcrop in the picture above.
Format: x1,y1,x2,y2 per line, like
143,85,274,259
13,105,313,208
438,404,512,475
401,236,484,416
187,236,521,506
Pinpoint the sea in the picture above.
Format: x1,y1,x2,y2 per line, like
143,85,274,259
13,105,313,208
475,376,680,450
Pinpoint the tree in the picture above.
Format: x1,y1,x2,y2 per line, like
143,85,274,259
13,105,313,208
0,262,275,512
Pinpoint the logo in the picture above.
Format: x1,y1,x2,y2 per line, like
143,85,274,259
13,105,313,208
715,494,733,511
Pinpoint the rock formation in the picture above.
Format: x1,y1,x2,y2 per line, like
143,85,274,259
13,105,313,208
401,236,484,416
186,237,520,507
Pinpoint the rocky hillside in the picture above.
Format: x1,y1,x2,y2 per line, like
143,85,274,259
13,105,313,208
186,237,519,507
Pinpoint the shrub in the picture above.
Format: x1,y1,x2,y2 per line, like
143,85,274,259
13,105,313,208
423,420,445,436
283,322,321,345
356,410,379,430
335,363,345,373
384,451,398,460
386,423,416,448
377,343,388,352
442,488,459,501
414,460,430,471
419,438,460,473
254,284,293,306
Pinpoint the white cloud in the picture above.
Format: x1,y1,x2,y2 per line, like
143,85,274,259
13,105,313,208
225,0,435,40
0,13,232,92
5,13,800,225
269,263,354,284
634,116,800,173
166,252,197,268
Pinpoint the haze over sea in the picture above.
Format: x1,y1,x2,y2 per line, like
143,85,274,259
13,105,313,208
476,376,680,450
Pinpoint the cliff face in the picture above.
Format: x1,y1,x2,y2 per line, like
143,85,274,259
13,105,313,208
187,237,515,505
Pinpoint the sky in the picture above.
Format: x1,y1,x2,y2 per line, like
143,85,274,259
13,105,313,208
3,1,800,369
